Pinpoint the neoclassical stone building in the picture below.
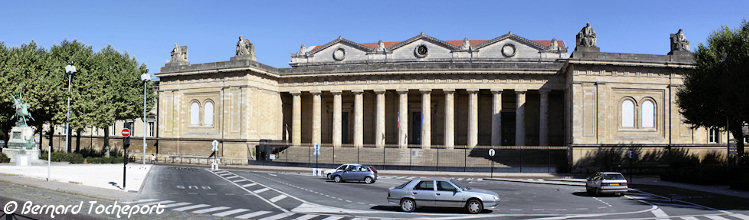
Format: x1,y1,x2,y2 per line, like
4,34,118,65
155,24,727,165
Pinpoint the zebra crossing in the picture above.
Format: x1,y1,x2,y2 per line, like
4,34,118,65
667,213,749,220
123,198,353,219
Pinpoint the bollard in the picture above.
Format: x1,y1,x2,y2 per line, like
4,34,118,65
312,168,317,176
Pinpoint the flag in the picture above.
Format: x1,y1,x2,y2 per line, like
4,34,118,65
397,112,400,128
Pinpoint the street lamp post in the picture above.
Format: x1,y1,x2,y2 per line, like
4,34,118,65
140,73,151,164
64,62,76,153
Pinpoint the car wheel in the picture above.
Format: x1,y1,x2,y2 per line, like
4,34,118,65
364,177,374,184
400,198,415,212
326,173,331,179
585,186,592,194
334,175,342,183
466,199,483,214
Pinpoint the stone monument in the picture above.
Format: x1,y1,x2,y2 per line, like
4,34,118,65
574,22,600,53
2,89,40,166
668,29,690,55
166,43,189,66
231,36,257,61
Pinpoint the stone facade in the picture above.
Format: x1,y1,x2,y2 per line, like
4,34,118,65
151,27,744,166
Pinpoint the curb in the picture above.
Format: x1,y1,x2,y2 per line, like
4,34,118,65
486,178,586,186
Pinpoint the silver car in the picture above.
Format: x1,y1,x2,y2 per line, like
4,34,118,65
330,165,378,184
586,172,628,196
387,178,499,214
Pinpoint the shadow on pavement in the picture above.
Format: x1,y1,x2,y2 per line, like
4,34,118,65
369,205,494,214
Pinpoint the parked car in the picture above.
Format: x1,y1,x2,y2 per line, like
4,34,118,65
324,163,361,180
330,165,377,184
585,172,628,196
387,178,499,214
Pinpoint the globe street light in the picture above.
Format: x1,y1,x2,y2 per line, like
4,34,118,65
140,72,151,164
64,62,76,153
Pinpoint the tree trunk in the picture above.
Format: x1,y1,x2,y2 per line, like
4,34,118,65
103,127,110,157
730,125,745,156
37,123,43,151
48,125,55,152
75,128,82,153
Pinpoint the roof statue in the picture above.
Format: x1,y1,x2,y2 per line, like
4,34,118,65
375,40,386,53
10,87,34,127
298,44,307,56
461,37,471,51
170,43,188,64
669,29,690,55
550,38,559,50
576,23,597,47
234,36,257,61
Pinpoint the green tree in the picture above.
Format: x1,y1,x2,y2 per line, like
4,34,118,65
677,20,749,155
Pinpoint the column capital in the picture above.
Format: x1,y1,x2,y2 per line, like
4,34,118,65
491,88,503,93
310,90,322,95
443,88,455,93
290,91,302,95
515,89,527,93
539,88,551,94
396,88,409,93
330,90,342,94
466,88,480,93
352,89,364,94
374,89,387,94
419,89,432,93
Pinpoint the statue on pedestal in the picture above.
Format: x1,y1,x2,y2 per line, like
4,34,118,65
231,36,257,61
573,22,600,54
168,43,189,66
669,29,690,55
3,88,41,165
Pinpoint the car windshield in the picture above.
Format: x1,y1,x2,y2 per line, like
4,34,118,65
603,174,626,180
336,165,346,170
448,180,468,191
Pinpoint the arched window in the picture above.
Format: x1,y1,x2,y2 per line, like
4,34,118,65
190,102,200,125
204,101,214,125
621,100,634,128
642,100,655,128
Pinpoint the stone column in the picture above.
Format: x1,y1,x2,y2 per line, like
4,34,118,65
291,91,302,146
515,89,527,146
467,89,479,147
420,89,431,148
539,89,549,146
375,90,386,147
353,90,364,147
311,90,322,145
491,89,503,146
397,89,408,148
444,89,455,149
332,90,342,147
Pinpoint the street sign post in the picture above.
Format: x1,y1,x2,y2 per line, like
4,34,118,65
489,148,495,178
122,127,131,190
313,143,320,169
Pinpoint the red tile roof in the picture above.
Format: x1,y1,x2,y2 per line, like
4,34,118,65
360,41,399,48
532,40,565,48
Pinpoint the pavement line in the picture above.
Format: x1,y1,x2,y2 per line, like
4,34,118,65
705,215,730,220
322,216,343,220
258,212,295,220
235,211,272,219
206,169,288,213
731,214,749,220
253,188,270,193
123,199,157,204
651,208,669,219
242,183,257,187
295,214,318,220
269,195,287,202
212,208,249,217
138,200,174,206
680,217,699,220
192,206,231,214
172,204,210,211
162,202,192,208
233,179,249,183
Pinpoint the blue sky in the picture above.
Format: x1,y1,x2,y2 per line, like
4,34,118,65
1,0,747,74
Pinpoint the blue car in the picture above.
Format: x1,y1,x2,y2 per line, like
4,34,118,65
330,165,378,184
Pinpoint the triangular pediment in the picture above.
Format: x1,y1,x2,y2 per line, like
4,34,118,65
473,33,548,51
306,36,373,56
388,33,460,51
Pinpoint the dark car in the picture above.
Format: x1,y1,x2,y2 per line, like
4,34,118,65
330,165,378,184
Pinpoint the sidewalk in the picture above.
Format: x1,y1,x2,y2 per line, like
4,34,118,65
0,163,152,195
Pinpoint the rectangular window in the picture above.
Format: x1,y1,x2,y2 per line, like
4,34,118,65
709,129,719,143
149,122,155,137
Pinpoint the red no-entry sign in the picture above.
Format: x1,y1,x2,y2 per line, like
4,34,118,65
121,128,131,137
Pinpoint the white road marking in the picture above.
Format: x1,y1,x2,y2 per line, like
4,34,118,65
233,179,249,183
173,204,210,211
235,211,272,219
258,212,295,220
269,195,287,202
123,199,157,204
295,214,318,220
253,188,269,193
212,208,249,217
322,216,343,220
651,208,669,219
192,206,230,214
680,217,699,220
705,215,730,220
242,183,257,187
162,202,191,208
731,214,749,220
138,200,174,206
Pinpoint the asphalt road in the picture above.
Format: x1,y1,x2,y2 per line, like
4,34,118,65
134,165,749,219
